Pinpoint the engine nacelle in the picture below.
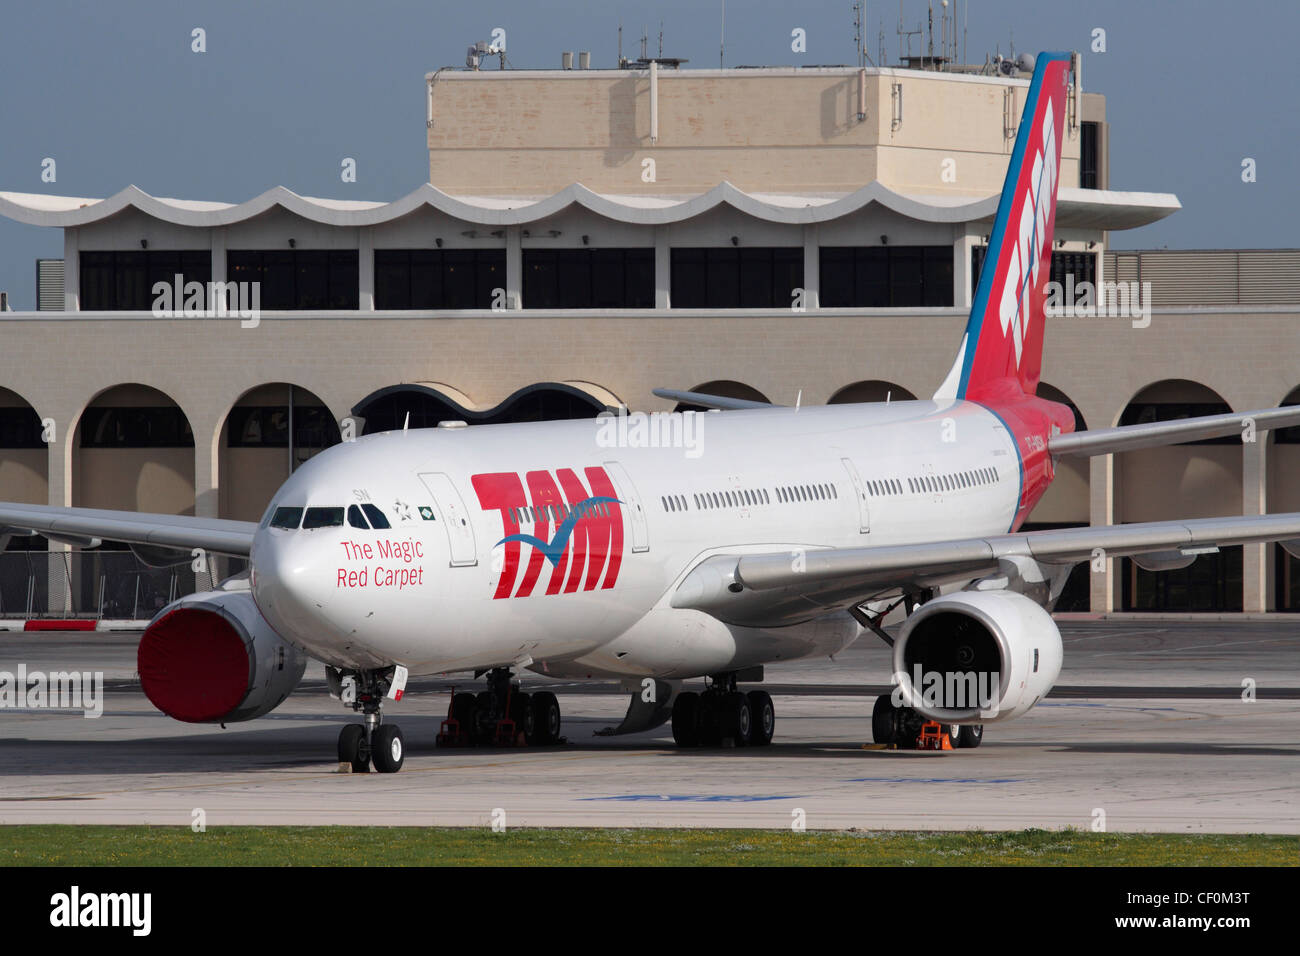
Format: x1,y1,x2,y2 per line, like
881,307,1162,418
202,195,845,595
892,589,1062,724
138,587,307,723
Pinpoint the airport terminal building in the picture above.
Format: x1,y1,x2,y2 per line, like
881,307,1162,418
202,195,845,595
2,58,1299,616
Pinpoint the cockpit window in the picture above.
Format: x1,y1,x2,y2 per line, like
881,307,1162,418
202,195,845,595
361,504,392,529
270,506,304,530
302,507,345,529
347,504,370,529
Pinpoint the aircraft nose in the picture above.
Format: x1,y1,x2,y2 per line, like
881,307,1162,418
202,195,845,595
251,529,331,639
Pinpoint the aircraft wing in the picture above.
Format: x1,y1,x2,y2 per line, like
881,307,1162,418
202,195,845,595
671,512,1300,627
1049,405,1300,457
0,502,256,557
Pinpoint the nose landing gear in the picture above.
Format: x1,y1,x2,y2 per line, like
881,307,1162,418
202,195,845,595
335,668,405,773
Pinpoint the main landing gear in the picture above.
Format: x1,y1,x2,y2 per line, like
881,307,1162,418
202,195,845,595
336,668,405,773
853,592,984,752
437,667,564,747
870,694,983,750
671,673,775,748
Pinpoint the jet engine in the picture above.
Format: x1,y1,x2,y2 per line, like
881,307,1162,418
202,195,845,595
892,589,1062,724
138,586,306,723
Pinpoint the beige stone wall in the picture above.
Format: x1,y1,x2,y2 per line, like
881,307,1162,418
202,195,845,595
428,68,1086,196
1,305,1294,609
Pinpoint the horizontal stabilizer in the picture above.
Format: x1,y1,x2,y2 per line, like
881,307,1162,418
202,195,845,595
1050,405,1300,457
652,388,777,411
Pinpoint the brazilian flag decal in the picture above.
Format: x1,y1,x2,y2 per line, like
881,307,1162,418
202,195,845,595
418,505,436,521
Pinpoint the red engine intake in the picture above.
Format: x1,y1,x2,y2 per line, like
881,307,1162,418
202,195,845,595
138,588,306,724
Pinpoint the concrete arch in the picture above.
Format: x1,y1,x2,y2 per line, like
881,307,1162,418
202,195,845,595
352,381,614,434
0,387,49,513
1115,379,1241,611
827,380,917,404
216,383,341,522
72,383,196,516
1117,378,1232,427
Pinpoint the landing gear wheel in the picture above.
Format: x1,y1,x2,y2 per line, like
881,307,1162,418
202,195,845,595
746,690,775,746
959,723,984,748
724,692,751,746
671,691,700,747
474,690,495,745
511,692,536,744
531,691,561,745
871,694,896,745
371,724,405,773
451,692,478,742
947,724,963,749
337,723,369,772
697,694,722,747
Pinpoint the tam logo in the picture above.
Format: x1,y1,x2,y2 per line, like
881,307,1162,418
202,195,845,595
997,95,1058,369
471,466,624,599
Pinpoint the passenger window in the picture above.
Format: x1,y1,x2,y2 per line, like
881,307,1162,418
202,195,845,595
347,505,370,529
270,506,304,530
303,507,345,529
362,504,392,528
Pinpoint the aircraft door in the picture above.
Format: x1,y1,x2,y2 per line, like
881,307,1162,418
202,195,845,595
840,457,871,534
418,472,478,567
602,460,649,553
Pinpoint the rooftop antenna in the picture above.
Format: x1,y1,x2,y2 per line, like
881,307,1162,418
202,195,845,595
640,25,648,60
658,20,664,58
618,22,623,65
720,0,725,68
853,1,877,68
854,0,863,69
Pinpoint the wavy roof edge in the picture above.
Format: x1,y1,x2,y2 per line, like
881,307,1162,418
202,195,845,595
0,181,1180,230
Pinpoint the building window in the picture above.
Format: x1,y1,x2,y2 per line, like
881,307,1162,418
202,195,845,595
79,251,213,311
819,246,953,308
0,407,43,448
79,407,194,448
374,249,506,309
523,249,654,309
1080,121,1099,190
671,248,803,309
1119,401,1236,446
226,405,341,450
1122,548,1243,612
227,250,358,309
971,248,1097,294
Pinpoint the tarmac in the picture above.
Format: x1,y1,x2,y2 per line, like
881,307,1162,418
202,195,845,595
1,620,1297,832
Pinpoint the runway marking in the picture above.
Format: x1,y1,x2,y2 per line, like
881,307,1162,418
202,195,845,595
1093,636,1295,657
581,794,801,802
845,777,1024,784
1062,629,1170,642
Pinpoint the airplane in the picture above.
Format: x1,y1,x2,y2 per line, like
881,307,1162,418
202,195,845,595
5,51,1300,772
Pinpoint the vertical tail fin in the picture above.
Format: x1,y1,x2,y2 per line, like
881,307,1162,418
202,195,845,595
935,52,1072,403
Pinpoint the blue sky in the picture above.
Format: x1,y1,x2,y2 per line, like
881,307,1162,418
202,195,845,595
1,0,1293,308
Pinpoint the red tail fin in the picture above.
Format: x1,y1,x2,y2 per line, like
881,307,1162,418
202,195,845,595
934,52,1072,403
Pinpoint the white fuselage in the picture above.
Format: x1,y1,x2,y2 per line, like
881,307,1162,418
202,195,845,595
250,400,1022,679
